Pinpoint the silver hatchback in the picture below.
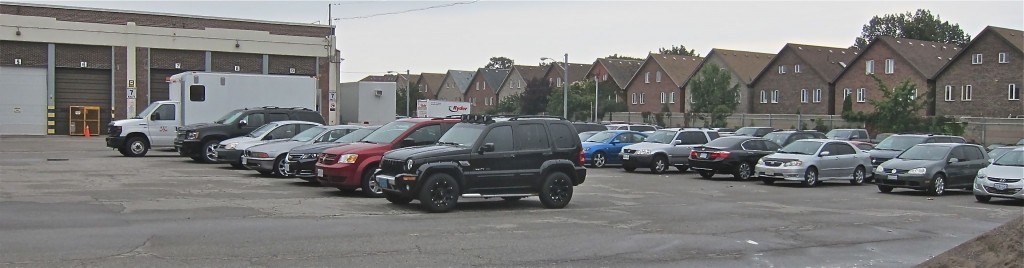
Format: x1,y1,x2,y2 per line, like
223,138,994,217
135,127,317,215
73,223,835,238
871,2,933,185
756,139,873,187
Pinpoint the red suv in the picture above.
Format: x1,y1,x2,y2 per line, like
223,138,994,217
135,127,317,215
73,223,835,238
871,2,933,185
315,118,459,197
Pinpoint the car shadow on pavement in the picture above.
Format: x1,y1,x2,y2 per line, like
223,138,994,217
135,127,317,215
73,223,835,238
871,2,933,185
761,182,868,188
286,181,321,187
877,190,974,197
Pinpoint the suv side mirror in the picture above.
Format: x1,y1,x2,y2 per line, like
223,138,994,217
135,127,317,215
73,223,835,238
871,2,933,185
478,143,495,154
948,158,959,164
400,138,415,148
150,112,161,121
670,140,682,146
238,119,247,128
819,151,831,156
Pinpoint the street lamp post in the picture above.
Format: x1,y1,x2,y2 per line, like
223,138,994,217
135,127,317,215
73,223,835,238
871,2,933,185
541,54,569,119
387,70,411,117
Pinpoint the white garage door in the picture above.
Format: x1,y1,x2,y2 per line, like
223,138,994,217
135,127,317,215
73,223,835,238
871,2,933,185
0,66,47,135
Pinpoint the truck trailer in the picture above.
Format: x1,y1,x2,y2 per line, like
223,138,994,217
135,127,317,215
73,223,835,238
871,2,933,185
415,99,471,118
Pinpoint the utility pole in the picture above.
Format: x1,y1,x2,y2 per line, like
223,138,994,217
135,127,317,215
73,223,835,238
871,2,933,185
563,53,569,119
406,69,411,117
594,75,599,122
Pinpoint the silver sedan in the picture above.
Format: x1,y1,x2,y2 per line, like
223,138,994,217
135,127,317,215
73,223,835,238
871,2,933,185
756,139,873,187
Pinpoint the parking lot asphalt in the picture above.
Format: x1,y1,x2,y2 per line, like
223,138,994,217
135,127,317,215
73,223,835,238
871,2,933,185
1,136,1021,267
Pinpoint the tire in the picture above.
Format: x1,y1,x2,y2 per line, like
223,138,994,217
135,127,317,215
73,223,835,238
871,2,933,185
623,164,636,172
273,155,291,177
877,185,894,193
762,178,775,185
698,170,715,179
539,172,573,209
418,173,460,213
360,164,383,198
385,192,413,205
200,139,221,163
926,174,946,196
650,156,669,174
122,137,149,157
501,197,523,202
590,152,607,168
801,167,819,187
676,166,689,172
733,162,753,180
975,195,991,203
850,166,866,185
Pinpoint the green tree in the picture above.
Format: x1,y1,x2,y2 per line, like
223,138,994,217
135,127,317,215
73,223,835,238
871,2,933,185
687,64,740,127
546,80,597,121
396,82,425,116
842,76,964,135
606,54,643,61
658,45,701,57
485,56,514,69
520,78,551,115
487,94,521,115
854,9,971,49
595,80,626,120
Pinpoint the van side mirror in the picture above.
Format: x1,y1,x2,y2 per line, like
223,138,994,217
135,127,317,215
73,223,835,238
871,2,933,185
479,143,495,154
670,140,682,146
150,112,161,121
238,119,247,128
948,158,959,164
819,151,831,156
400,138,415,148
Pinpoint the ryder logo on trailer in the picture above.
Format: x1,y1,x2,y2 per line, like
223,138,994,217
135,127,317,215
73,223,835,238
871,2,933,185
448,106,468,112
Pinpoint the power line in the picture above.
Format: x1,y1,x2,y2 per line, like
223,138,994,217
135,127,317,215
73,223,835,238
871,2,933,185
334,0,479,20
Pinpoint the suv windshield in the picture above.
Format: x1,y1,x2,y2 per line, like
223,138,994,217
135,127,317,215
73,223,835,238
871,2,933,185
875,136,926,151
361,121,415,144
826,130,851,139
290,126,325,142
437,123,485,146
247,123,278,138
334,128,375,143
585,131,618,143
214,110,244,124
778,140,822,155
993,150,1024,166
646,130,677,144
763,132,790,146
897,145,949,161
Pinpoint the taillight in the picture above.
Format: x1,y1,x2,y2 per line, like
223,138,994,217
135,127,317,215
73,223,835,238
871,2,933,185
579,149,585,165
689,150,698,159
710,151,731,160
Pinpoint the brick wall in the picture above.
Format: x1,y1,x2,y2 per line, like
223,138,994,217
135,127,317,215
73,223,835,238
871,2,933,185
318,56,330,121
751,51,830,114
112,46,127,119
1,4,332,38
0,41,47,66
150,48,205,70
834,42,931,116
268,55,316,75
936,32,1024,117
624,61,681,113
497,69,525,102
136,47,149,110
54,44,111,69
211,52,262,74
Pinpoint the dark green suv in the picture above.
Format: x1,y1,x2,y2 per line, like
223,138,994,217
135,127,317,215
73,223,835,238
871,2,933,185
375,115,587,213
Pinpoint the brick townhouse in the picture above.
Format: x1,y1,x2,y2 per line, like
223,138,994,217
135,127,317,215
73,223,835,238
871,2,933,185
496,65,546,103
415,73,445,99
435,70,475,102
750,44,859,115
682,49,775,114
624,53,702,113
464,68,509,114
585,58,643,103
934,26,1024,117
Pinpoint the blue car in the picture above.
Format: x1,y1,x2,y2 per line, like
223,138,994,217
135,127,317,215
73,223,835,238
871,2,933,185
583,130,648,168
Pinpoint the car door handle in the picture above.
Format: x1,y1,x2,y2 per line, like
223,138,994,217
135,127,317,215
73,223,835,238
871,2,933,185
139,123,147,126
542,152,553,156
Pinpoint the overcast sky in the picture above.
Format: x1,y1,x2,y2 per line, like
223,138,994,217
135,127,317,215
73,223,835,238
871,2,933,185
26,1,1024,82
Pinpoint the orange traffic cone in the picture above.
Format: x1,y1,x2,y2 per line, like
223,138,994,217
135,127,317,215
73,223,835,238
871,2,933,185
84,124,91,138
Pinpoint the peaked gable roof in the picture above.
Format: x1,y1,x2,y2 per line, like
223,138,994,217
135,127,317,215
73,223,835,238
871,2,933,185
545,63,593,83
752,43,859,85
935,26,1024,78
498,65,546,91
649,53,704,87
444,70,476,94
844,36,960,80
360,75,397,82
710,49,776,85
591,58,644,88
470,68,510,91
417,73,445,87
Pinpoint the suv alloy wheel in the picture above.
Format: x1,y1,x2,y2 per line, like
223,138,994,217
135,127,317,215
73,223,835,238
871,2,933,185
539,172,573,209
419,173,459,213
201,139,221,163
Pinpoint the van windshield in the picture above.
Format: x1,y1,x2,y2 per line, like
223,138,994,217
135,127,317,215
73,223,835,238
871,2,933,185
361,121,415,144
334,127,377,143
134,104,160,119
214,110,244,124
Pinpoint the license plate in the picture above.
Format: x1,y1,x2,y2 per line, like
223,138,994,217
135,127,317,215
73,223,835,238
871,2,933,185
316,168,324,177
622,154,630,160
995,183,1008,190
378,178,389,189
699,153,709,159
887,175,898,180
241,157,247,165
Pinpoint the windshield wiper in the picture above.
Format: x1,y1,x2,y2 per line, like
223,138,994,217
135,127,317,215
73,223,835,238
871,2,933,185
437,141,461,146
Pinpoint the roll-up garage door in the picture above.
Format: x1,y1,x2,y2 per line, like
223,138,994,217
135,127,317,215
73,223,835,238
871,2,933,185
0,66,48,135
149,69,189,103
54,68,111,135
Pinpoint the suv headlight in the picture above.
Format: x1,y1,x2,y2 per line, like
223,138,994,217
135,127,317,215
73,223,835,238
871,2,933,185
783,160,803,167
907,167,927,175
406,159,414,171
225,142,238,150
636,149,652,155
187,132,199,140
339,154,359,164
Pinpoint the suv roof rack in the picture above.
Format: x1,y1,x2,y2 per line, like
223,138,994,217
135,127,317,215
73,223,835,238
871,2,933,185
507,115,565,121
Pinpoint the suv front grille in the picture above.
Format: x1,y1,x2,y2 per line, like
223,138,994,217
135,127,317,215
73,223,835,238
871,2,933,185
380,158,404,173
987,177,1022,183
108,125,122,137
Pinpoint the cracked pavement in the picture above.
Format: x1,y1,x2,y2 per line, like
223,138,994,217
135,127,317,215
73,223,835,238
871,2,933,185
1,137,1021,267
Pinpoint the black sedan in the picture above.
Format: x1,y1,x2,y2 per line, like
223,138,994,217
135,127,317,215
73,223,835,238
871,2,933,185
689,136,782,180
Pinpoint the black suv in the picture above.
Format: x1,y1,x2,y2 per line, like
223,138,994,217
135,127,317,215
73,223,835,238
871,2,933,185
375,115,587,213
175,106,325,163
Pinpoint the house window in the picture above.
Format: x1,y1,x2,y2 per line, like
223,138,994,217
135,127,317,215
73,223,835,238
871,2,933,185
813,89,822,103
865,60,875,74
1009,84,1020,100
800,89,808,103
760,90,768,103
656,71,662,82
557,78,562,87
476,81,481,90
884,59,894,74
999,52,1008,63
856,88,866,103
603,74,608,81
645,72,650,83
689,94,695,104
972,54,982,64
640,93,646,104
549,78,553,85
843,88,851,100
660,92,667,104
483,81,487,90
770,90,779,103
944,85,954,101
778,65,786,74
669,92,676,103
794,64,801,73
631,93,638,104
962,85,973,101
